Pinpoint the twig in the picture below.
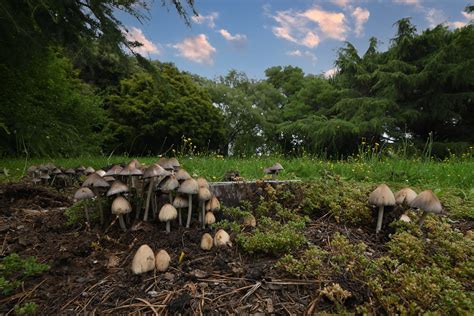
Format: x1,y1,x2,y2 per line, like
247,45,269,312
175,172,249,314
239,282,262,303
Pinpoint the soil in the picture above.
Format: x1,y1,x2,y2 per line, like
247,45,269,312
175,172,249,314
0,182,388,314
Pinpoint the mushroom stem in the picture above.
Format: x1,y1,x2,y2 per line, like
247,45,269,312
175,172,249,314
202,203,206,229
178,208,182,226
84,204,90,223
169,192,173,204
118,215,127,231
418,211,428,227
272,173,277,180
143,178,154,221
94,189,104,225
166,221,171,233
186,194,193,228
375,205,384,234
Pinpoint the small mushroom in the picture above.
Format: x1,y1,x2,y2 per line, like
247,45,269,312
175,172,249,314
143,164,168,221
83,173,110,225
395,188,417,205
243,214,257,227
173,195,189,226
160,175,179,203
409,190,442,227
131,244,155,274
107,180,129,197
178,178,199,228
175,169,191,182
205,211,216,226
111,196,132,231
74,187,95,223
196,177,209,189
368,184,395,234
214,229,232,247
96,169,106,177
105,165,123,177
399,214,411,222
264,163,284,180
168,157,181,172
206,196,221,212
198,187,212,228
84,166,95,175
200,233,213,251
159,204,178,233
155,249,171,272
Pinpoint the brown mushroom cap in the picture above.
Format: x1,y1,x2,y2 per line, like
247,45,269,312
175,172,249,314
107,180,129,197
82,173,110,188
65,168,76,175
160,175,179,192
95,169,106,177
74,187,95,200
205,212,216,225
131,244,155,275
119,164,143,176
395,188,417,205
198,187,212,202
159,203,178,222
111,196,132,215
168,157,180,170
206,196,221,212
270,162,284,171
200,233,213,251
155,249,171,272
368,184,395,206
409,190,442,214
196,177,209,189
105,165,123,176
173,195,189,208
84,166,95,175
175,169,191,181
143,164,168,179
178,178,199,195
214,229,232,247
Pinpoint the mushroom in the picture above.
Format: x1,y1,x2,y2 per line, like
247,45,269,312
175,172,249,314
155,249,171,272
214,229,232,247
83,173,110,225
196,177,210,189
111,196,132,231
198,187,212,228
205,211,216,227
175,169,191,182
27,165,38,177
168,157,180,172
178,178,199,228
206,196,221,213
264,162,284,180
243,214,257,227
96,169,106,177
368,184,395,234
131,244,155,274
160,175,179,203
409,190,442,227
399,214,411,222
173,195,189,226
105,165,123,177
73,187,95,223
106,180,129,197
200,233,213,251
84,166,95,175
76,166,86,174
159,203,178,233
395,188,417,205
143,164,168,221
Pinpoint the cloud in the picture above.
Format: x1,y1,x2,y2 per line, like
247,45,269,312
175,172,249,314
323,67,338,78
172,34,216,64
124,27,159,56
425,9,472,29
330,0,351,8
269,6,347,48
287,49,317,65
462,11,474,20
352,7,370,37
219,29,248,46
192,12,219,28
393,0,422,7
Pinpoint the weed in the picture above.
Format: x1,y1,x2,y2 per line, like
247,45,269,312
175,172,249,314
0,253,49,295
14,302,37,315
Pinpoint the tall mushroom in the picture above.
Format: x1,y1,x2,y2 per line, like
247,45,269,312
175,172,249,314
111,196,132,231
74,187,95,223
409,190,442,227
173,195,189,226
106,180,129,197
368,184,395,234
82,173,110,225
198,187,212,228
143,164,168,221
178,178,199,228
175,169,191,182
159,203,178,233
160,175,179,204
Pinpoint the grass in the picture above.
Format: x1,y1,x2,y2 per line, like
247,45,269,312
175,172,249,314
1,155,473,192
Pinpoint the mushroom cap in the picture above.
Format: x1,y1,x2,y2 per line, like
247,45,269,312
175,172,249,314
196,177,209,189
40,173,51,180
38,164,49,172
128,159,141,169
243,214,257,227
159,158,174,171
156,157,169,167
399,214,411,222
31,178,41,184
131,244,155,274
119,164,143,176
27,165,38,173
74,187,95,200
111,196,132,215
52,168,62,175
205,196,221,212
270,162,284,171
84,166,95,175
173,195,189,208
263,167,273,174
95,169,106,177
175,169,191,181
105,165,123,176
214,229,231,247
395,188,417,205
178,178,199,195
103,176,116,183
76,166,86,172
368,184,395,207
160,175,179,192
143,164,168,179
159,203,178,222
200,233,213,251
82,173,110,188
198,187,212,201
409,190,442,214
168,157,180,169
155,249,171,272
107,180,129,197
205,212,216,225
65,168,76,175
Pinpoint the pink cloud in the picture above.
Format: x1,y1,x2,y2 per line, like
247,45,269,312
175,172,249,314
192,12,219,28
172,34,216,65
219,29,247,43
287,49,317,65
323,67,338,78
124,27,159,56
352,7,370,37
331,0,351,8
393,0,422,7
302,8,347,41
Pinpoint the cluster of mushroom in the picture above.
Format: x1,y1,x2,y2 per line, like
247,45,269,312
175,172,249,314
131,245,171,274
72,158,222,233
369,184,443,233
27,163,100,186
200,229,232,251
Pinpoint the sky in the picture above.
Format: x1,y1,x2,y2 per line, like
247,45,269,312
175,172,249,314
117,0,473,80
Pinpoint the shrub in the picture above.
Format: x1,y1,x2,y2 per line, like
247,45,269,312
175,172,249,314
0,253,49,295
276,246,328,278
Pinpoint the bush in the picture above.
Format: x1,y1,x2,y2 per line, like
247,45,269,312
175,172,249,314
0,253,49,295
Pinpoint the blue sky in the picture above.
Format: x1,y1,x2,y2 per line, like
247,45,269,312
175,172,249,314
117,0,473,79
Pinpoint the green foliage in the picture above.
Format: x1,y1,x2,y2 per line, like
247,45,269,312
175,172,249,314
64,199,100,226
14,302,38,316
276,246,328,278
0,254,49,295
237,217,307,255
